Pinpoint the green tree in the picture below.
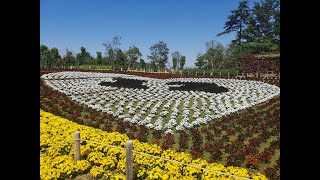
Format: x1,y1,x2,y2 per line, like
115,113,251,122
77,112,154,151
204,41,225,70
223,44,243,69
172,57,177,70
40,45,50,68
195,53,205,68
63,49,76,66
272,6,280,45
179,56,186,70
76,47,86,65
114,49,126,69
171,51,181,70
126,45,142,70
217,0,250,47
96,52,102,65
242,0,280,52
49,48,61,67
140,59,146,69
55,58,65,67
102,36,122,69
84,54,94,65
147,41,169,70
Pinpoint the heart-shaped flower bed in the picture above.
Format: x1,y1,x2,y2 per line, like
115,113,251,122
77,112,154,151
41,71,280,133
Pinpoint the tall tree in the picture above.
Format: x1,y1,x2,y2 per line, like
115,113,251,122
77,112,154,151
126,45,142,70
147,41,169,70
171,51,181,70
217,0,250,47
179,56,186,70
102,36,122,69
114,49,126,69
96,52,102,65
204,41,225,70
195,53,205,68
77,47,85,65
40,45,49,67
49,47,61,67
242,0,280,52
140,59,146,69
172,57,177,70
63,49,76,66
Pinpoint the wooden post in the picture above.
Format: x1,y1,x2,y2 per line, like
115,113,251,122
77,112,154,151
74,131,81,163
203,71,205,76
196,71,197,76
228,72,230,78
219,71,221,76
126,140,133,180
188,71,189,75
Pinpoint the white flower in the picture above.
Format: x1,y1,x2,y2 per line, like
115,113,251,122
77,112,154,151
42,71,280,134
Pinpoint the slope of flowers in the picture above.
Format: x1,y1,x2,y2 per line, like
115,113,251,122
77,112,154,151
41,71,279,134
40,110,268,180
40,70,280,179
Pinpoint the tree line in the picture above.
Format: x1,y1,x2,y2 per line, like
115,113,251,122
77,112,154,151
40,37,186,71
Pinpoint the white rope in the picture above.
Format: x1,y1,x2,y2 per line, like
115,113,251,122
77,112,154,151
78,138,251,180
132,150,252,180
79,138,126,150
41,137,252,179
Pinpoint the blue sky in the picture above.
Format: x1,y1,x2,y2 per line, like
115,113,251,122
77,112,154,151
40,0,248,68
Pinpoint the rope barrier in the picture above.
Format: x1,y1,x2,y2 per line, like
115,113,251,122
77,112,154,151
77,138,251,180
79,138,126,150
40,137,253,179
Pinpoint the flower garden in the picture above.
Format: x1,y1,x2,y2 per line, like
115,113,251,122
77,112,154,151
41,71,279,134
40,69,280,180
40,109,268,180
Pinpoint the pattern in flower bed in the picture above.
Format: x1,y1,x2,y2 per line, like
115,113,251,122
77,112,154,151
41,71,280,133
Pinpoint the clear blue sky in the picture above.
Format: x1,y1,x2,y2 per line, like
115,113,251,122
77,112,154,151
40,0,249,68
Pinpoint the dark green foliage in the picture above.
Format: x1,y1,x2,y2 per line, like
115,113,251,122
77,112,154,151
218,0,280,53
63,49,76,66
139,59,146,69
96,52,102,65
179,56,186,70
126,45,142,70
147,41,169,70
217,0,250,46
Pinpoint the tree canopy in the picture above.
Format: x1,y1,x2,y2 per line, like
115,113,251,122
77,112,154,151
147,41,169,70
217,0,280,53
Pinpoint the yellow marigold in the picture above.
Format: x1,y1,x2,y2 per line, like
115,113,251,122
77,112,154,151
89,165,105,178
40,110,269,180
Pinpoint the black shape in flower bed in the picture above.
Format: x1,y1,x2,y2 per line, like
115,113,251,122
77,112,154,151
99,78,228,93
167,82,228,93
99,78,148,89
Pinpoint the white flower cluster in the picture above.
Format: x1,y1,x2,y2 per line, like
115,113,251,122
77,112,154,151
42,71,280,134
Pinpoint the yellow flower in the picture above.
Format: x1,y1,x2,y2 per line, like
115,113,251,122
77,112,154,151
40,109,268,180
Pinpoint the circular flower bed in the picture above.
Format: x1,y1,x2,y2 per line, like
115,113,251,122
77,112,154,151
41,71,280,134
